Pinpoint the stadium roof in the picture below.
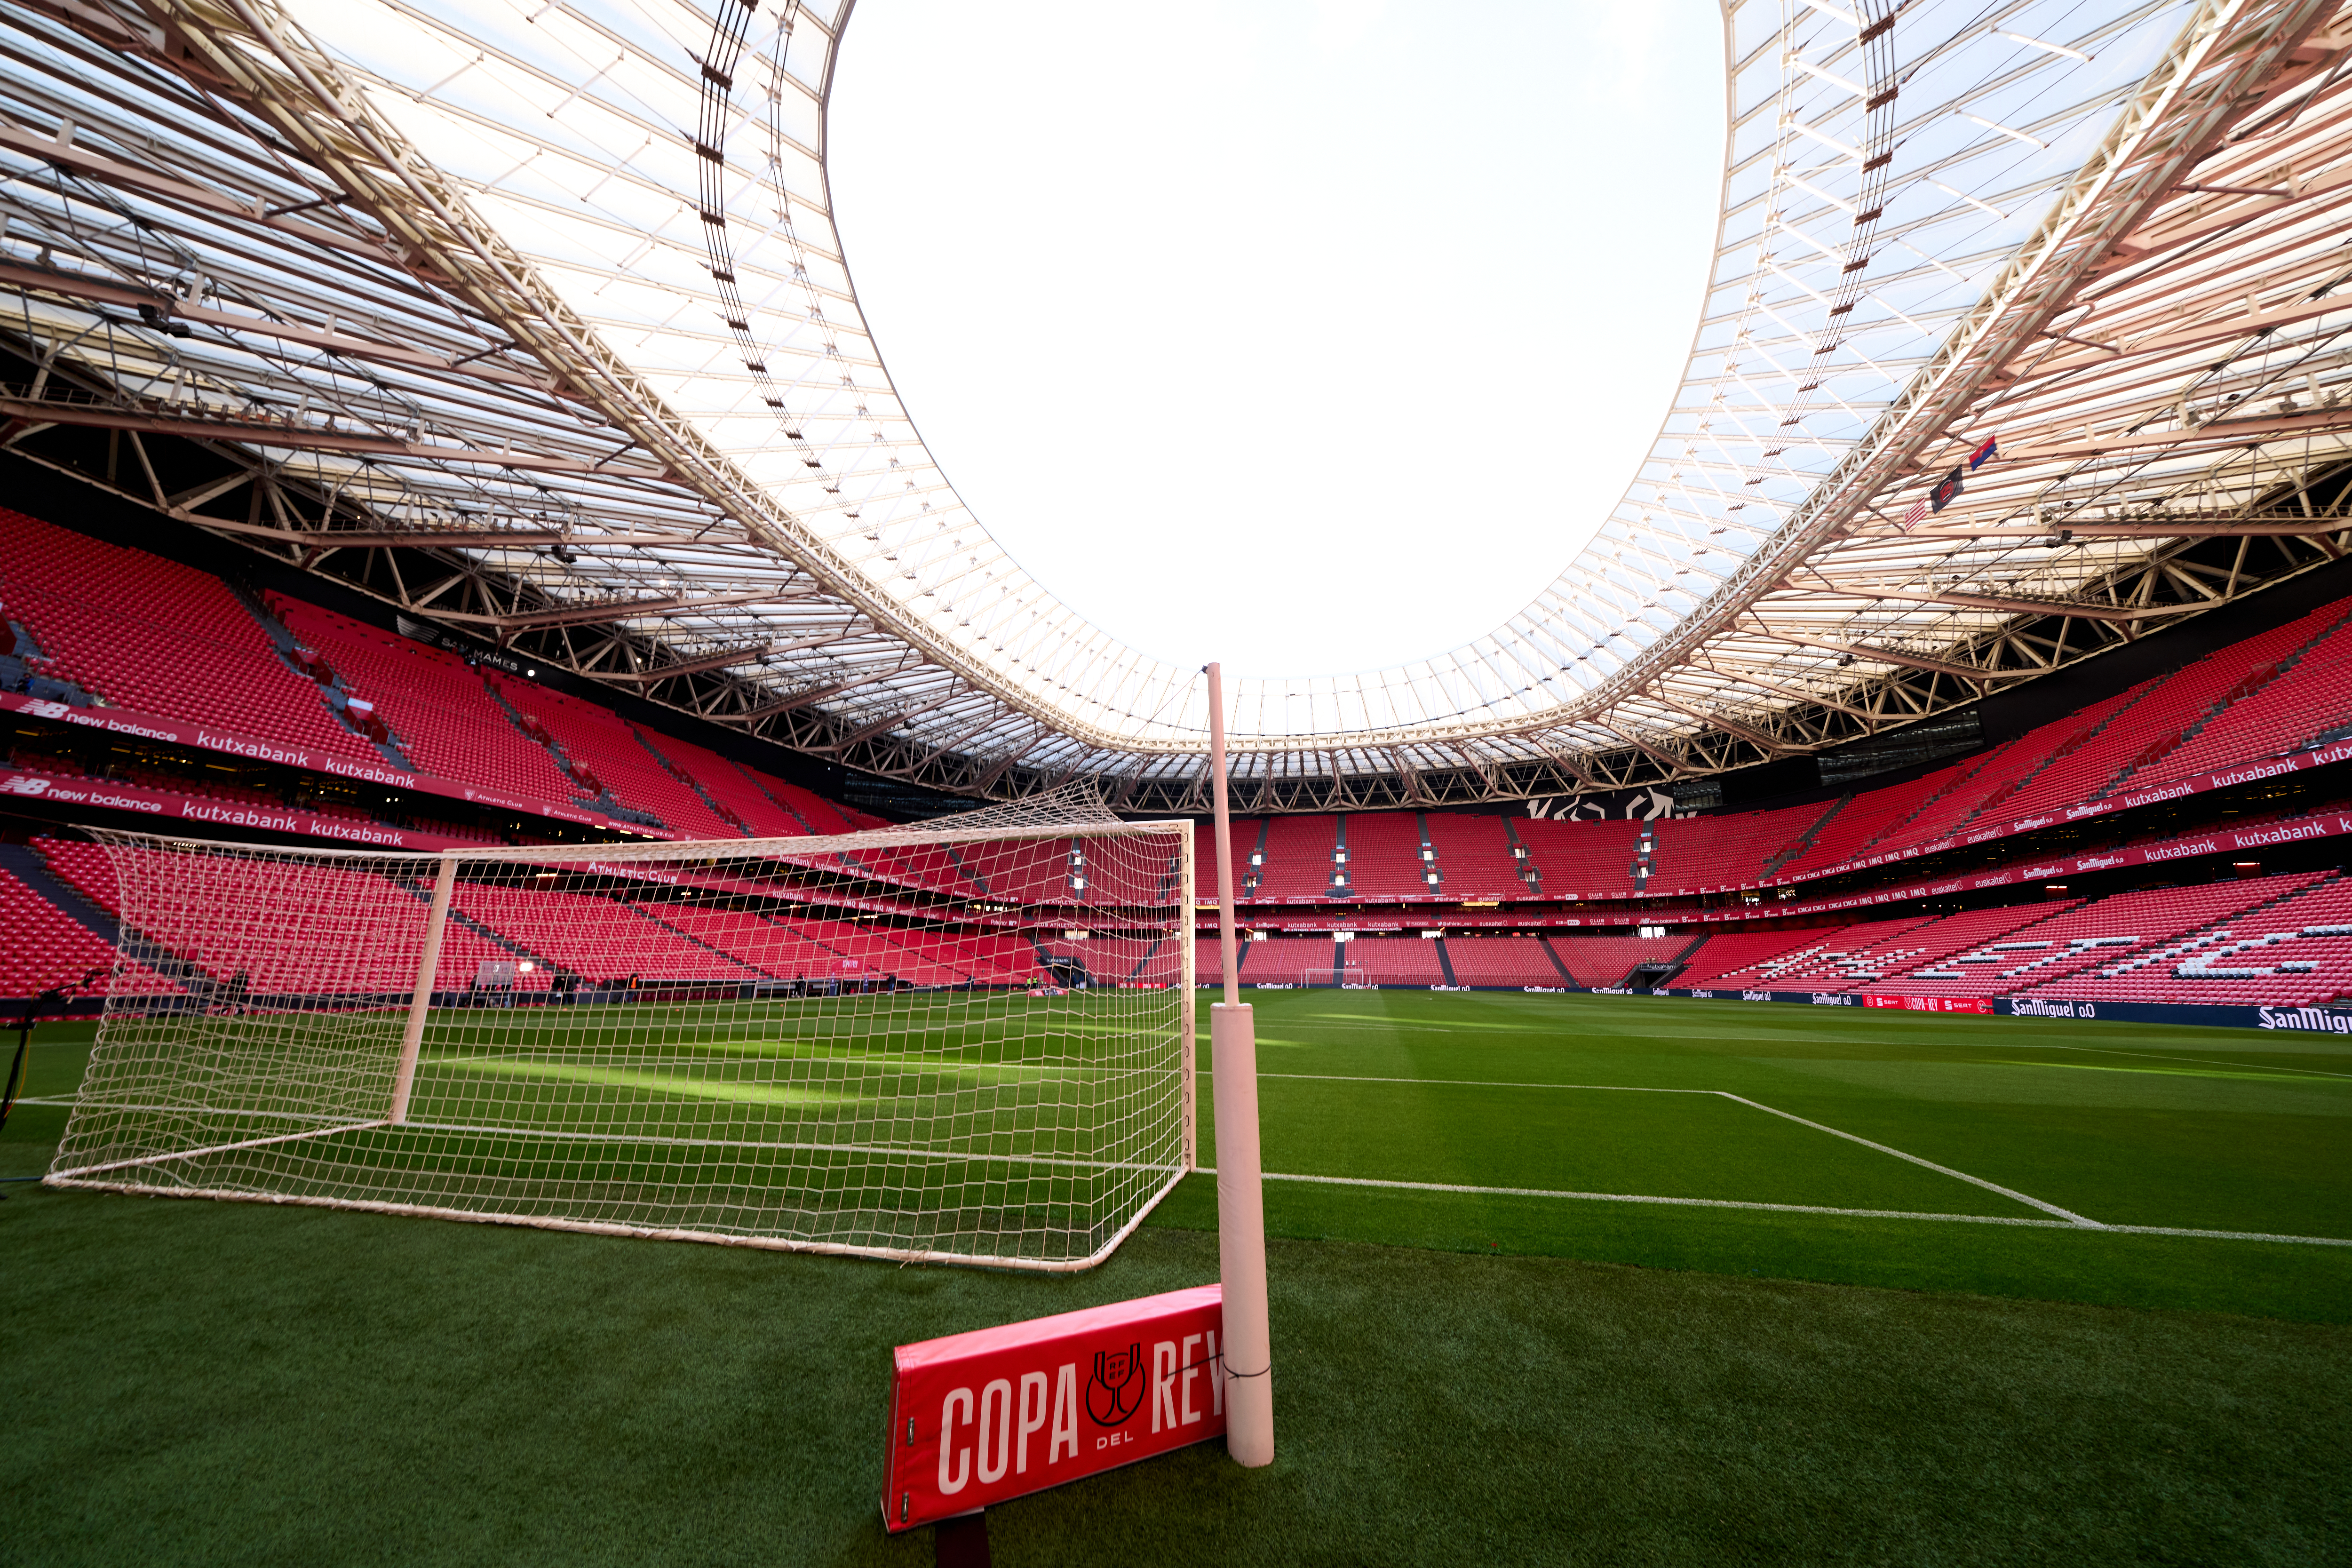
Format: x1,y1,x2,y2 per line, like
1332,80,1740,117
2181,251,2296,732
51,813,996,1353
3,0,2351,811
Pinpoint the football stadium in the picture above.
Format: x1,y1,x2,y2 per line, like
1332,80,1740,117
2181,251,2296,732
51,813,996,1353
4,0,2352,1562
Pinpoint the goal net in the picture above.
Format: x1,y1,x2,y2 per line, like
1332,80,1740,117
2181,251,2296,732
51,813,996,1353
46,789,1194,1270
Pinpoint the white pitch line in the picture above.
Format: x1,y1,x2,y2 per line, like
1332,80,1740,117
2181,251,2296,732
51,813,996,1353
1204,1169,2352,1246
1235,1071,2098,1226
1711,1093,2103,1228
2021,1041,2352,1082
1247,1072,1713,1094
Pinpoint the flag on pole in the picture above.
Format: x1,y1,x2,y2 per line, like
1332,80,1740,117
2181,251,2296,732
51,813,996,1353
1930,465,1966,513
1967,433,1999,470
1898,496,1930,530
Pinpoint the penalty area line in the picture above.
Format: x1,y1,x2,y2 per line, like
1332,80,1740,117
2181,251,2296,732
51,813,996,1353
1711,1093,2102,1228
1224,1072,2097,1227
1193,1168,2352,1247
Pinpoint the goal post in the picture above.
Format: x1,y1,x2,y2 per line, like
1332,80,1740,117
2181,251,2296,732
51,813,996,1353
389,852,456,1127
46,788,1196,1272
1203,661,1274,1469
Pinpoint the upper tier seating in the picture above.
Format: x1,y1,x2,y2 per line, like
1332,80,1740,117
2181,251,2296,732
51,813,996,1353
1768,775,1951,881
1869,739,2039,853
1340,814,1432,900
487,673,737,837
1652,799,1835,888
769,773,868,834
1194,821,1261,900
0,509,378,765
1420,815,1527,901
944,837,1068,902
271,600,585,803
639,735,808,838
1255,817,1338,900
1948,688,2155,829
1514,816,1643,899
2122,606,2352,788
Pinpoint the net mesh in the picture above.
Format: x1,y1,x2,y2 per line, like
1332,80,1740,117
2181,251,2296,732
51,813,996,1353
48,792,1194,1269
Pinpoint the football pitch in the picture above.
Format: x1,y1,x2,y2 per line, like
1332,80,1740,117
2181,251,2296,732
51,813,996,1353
5,990,2349,1563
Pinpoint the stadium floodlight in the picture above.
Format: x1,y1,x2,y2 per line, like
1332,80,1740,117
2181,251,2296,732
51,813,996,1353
45,787,1195,1272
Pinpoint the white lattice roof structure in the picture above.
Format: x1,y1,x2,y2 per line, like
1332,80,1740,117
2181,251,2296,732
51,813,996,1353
2,0,2350,809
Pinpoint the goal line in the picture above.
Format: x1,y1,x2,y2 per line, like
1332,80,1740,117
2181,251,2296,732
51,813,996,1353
1201,1168,2352,1248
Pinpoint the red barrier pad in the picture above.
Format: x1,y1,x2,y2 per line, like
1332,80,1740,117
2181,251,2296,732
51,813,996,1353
882,1283,1226,1531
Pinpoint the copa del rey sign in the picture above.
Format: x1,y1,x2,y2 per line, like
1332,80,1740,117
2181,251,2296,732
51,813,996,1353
882,1284,1226,1531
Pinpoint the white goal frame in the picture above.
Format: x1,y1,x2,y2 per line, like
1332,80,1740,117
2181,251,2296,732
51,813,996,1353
47,805,1197,1273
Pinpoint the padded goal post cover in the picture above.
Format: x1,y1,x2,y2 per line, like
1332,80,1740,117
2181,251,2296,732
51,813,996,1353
883,1284,1226,1531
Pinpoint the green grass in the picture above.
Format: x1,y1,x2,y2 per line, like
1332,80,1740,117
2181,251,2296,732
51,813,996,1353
5,991,2349,1563
1170,991,2352,1322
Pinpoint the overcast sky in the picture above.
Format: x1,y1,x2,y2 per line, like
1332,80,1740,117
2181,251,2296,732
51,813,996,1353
828,0,1724,680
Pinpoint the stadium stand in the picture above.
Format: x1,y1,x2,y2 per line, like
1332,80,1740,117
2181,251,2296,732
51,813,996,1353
271,599,586,803
1649,800,1832,889
1264,936,1338,982
1675,904,2071,991
1706,915,1936,989
21,496,2352,1021
0,863,130,999
1340,813,1432,900
2043,875,2352,1007
1673,928,1828,989
41,837,532,997
1255,816,1339,900
1439,936,1568,987
1419,814,1527,901
455,882,762,983
1513,816,1643,899
2109,607,2352,790
0,508,380,765
1893,874,2328,998
485,672,735,836
1194,936,1253,982
1037,933,1172,988
1341,936,1446,985
649,736,808,837
1194,821,1263,899
1548,933,1691,987
1834,742,2034,865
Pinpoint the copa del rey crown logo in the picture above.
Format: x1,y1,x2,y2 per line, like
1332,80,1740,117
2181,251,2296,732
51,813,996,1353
884,1284,1227,1532
1086,1341,1145,1426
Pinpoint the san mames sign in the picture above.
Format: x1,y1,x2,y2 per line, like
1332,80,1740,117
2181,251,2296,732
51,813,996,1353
882,1284,1226,1531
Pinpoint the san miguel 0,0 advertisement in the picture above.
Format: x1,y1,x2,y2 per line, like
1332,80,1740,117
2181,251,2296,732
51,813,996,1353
882,1284,1227,1531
